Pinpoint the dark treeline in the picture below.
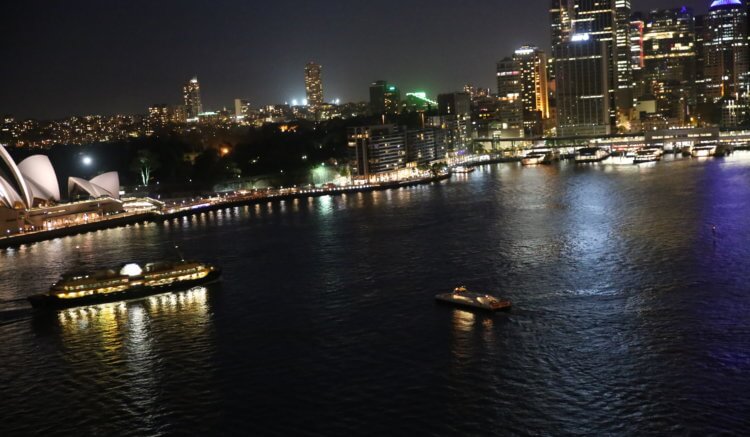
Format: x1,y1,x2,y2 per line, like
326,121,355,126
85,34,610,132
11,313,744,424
7,115,424,197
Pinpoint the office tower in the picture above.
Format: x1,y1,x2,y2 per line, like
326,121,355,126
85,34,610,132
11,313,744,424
551,0,633,128
437,92,471,116
369,81,401,115
304,62,324,108
704,0,749,102
554,35,611,136
550,0,576,80
183,77,203,119
496,57,524,136
642,8,697,124
515,46,550,136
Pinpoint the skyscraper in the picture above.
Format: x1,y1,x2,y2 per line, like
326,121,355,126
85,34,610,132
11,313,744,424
183,77,203,119
515,46,550,135
304,62,324,108
496,57,524,136
551,0,633,128
704,0,749,102
642,8,697,123
554,35,612,136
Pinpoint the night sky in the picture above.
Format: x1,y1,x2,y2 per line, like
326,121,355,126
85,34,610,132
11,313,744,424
1,0,712,119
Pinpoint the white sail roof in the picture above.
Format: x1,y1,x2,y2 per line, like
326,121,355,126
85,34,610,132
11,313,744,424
0,145,32,208
68,172,120,199
0,176,25,209
18,155,61,202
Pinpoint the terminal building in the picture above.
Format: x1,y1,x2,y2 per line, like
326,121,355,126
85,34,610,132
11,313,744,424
0,146,123,235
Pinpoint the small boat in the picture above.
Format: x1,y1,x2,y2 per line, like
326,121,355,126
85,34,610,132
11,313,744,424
633,148,663,164
692,145,717,158
435,286,511,311
452,165,475,174
575,147,610,163
28,259,222,310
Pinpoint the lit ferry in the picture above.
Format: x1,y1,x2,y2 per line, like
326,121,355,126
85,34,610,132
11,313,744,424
435,286,511,311
452,165,475,174
28,260,221,310
575,147,610,163
633,148,663,164
691,145,717,158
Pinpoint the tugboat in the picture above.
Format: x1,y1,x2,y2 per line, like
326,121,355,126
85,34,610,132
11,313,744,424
28,258,222,310
435,286,511,311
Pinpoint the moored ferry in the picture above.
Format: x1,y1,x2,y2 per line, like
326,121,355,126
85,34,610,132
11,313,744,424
691,145,717,158
28,260,221,310
575,147,610,163
633,148,663,164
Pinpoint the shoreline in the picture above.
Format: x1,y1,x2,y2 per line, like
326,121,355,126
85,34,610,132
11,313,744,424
0,174,451,249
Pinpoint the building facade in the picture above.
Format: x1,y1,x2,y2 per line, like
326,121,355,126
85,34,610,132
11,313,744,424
304,62,324,109
183,77,203,119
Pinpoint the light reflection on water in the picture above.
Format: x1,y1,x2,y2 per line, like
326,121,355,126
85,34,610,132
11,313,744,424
1,154,750,434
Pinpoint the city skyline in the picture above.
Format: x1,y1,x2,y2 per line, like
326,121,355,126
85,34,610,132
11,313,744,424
1,0,711,119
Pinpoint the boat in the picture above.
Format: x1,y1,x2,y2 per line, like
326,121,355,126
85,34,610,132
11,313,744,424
691,145,717,158
522,149,559,166
606,150,637,165
633,148,663,164
435,286,511,312
575,147,610,163
28,259,222,310
521,151,547,166
452,165,475,174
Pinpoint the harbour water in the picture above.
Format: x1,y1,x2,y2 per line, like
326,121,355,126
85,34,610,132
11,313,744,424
2,154,750,435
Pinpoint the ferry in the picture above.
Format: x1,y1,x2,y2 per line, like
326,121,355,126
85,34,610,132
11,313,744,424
522,148,560,166
691,145,717,158
633,148,663,164
521,151,547,166
575,147,610,163
435,286,511,312
452,165,475,174
606,150,637,165
28,260,222,310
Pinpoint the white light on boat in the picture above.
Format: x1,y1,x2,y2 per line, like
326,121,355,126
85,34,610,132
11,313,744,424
120,263,143,277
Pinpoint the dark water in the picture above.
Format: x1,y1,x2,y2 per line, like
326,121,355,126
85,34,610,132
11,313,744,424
2,154,750,435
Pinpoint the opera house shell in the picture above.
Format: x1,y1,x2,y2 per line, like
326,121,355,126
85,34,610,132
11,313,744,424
1,145,123,235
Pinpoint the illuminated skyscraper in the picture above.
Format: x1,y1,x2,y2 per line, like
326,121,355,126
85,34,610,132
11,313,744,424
183,77,203,119
304,62,324,108
704,0,749,102
551,0,633,129
642,8,696,123
496,57,524,136
514,46,550,135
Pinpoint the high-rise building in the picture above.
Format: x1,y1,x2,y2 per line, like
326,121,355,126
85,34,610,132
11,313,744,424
642,8,697,124
496,57,524,136
304,62,324,108
554,35,612,136
551,0,633,128
514,46,550,136
369,81,401,115
437,92,471,116
704,0,749,102
183,77,203,119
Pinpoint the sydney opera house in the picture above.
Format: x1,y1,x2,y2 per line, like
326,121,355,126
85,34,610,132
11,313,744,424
0,146,124,235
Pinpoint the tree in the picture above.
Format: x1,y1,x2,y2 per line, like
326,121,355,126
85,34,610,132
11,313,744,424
130,149,160,185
